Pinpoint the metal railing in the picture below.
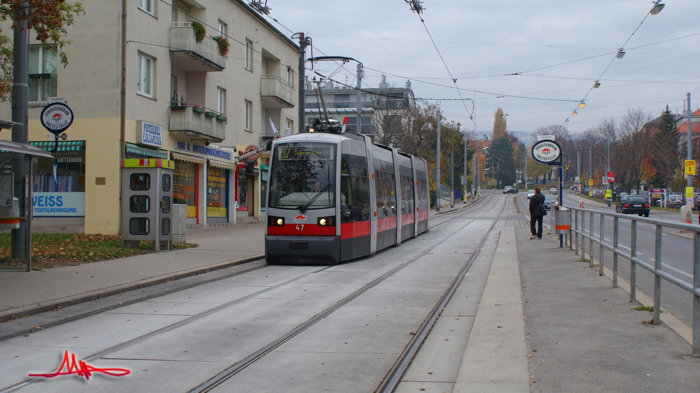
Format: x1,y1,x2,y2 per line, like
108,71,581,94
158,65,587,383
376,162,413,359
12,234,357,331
558,206,700,357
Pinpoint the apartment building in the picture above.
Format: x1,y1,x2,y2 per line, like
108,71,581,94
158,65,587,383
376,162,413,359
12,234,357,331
0,0,299,234
304,75,415,143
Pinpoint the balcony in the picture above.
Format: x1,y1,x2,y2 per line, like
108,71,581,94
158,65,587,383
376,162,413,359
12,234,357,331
169,23,225,72
169,102,226,142
260,75,294,108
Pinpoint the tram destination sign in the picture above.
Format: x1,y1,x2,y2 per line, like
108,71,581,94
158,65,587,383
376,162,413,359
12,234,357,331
532,140,561,164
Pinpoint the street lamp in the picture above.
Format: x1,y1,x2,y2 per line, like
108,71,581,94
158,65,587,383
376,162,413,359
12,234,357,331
650,1,665,15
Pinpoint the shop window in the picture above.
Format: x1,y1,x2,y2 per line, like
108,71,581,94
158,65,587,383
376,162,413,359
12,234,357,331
129,217,150,235
129,195,150,213
130,173,150,190
173,160,197,218
207,166,227,218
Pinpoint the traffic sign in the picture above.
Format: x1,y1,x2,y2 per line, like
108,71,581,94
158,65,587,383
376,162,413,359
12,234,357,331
579,201,584,209
607,171,614,183
685,160,696,175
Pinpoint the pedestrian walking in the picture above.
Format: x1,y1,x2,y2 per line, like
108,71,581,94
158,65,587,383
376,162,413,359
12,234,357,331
529,187,546,239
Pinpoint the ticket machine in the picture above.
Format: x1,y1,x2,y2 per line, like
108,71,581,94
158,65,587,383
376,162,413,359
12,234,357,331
121,159,173,251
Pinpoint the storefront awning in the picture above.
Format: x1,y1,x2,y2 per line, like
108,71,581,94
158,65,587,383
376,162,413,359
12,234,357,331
209,159,237,170
29,140,85,152
125,142,168,159
171,152,206,165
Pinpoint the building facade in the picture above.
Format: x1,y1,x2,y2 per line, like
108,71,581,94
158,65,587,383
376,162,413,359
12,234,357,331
0,0,298,234
303,75,415,143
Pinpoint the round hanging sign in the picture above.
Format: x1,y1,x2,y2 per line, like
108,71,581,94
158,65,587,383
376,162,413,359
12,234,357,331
532,139,561,164
40,103,74,135
244,144,261,161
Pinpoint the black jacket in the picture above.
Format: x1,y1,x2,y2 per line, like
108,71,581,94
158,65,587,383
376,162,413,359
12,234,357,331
529,193,546,217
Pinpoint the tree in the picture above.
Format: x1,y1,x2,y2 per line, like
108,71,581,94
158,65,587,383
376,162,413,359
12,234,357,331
0,0,84,100
650,106,681,188
492,108,507,140
616,108,653,190
486,136,515,187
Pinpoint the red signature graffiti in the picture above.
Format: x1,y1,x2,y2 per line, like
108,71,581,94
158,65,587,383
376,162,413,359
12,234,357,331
28,350,130,381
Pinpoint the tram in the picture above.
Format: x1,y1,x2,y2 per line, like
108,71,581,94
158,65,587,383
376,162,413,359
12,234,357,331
265,121,429,265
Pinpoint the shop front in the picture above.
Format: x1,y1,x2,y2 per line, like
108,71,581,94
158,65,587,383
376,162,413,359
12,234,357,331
171,140,236,227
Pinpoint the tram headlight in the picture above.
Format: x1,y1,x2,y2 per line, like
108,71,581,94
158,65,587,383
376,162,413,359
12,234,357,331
269,216,285,226
317,216,335,227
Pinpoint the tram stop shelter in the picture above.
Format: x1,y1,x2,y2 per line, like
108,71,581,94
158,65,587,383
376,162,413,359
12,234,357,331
0,120,55,271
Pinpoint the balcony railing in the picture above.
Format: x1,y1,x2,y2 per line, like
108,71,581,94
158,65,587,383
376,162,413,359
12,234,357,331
169,102,226,142
169,23,225,72
260,75,294,108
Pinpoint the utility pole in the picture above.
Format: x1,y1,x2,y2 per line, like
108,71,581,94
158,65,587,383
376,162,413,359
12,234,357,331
450,126,454,207
295,33,311,134
436,110,441,211
589,147,592,188
356,63,362,134
11,2,29,259
463,134,467,202
687,93,692,190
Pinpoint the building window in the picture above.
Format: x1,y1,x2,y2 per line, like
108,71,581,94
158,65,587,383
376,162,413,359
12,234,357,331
286,67,294,87
286,119,293,135
244,100,252,131
217,87,226,115
138,0,155,15
245,39,253,71
28,45,57,102
218,20,227,37
137,52,155,98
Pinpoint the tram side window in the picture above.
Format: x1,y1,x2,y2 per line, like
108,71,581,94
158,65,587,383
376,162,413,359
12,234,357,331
340,154,369,222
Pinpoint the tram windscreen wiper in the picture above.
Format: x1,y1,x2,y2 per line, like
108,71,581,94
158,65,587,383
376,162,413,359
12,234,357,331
299,184,332,213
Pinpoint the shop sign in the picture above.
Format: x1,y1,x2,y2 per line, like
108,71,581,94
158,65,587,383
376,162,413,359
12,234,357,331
32,192,85,217
174,141,233,161
137,121,163,148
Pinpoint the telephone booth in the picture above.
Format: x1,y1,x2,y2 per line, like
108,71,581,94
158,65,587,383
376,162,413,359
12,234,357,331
121,159,173,251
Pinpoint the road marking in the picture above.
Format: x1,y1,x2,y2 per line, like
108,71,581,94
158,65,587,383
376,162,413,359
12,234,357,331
662,263,693,279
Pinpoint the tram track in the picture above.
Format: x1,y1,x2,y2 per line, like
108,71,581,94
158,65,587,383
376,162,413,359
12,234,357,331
376,194,510,393
189,196,508,393
2,194,505,393
0,195,493,344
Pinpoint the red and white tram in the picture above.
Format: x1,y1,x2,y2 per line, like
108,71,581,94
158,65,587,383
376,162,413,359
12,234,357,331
265,125,429,265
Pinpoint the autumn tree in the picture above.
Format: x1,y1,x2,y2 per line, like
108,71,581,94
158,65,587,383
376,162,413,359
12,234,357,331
486,136,516,187
492,107,507,140
0,0,84,100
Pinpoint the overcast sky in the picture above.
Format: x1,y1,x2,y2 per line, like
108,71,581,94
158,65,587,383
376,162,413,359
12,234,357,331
259,0,698,142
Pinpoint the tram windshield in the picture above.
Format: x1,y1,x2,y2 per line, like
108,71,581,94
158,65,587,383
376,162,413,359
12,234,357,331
269,142,336,211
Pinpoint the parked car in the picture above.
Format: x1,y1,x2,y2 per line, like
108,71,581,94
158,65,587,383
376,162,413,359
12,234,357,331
616,195,650,217
616,192,628,202
503,186,516,194
543,195,558,211
668,194,683,209
527,190,535,199
549,187,558,195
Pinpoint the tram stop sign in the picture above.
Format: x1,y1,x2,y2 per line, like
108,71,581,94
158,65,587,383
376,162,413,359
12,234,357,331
40,103,74,136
